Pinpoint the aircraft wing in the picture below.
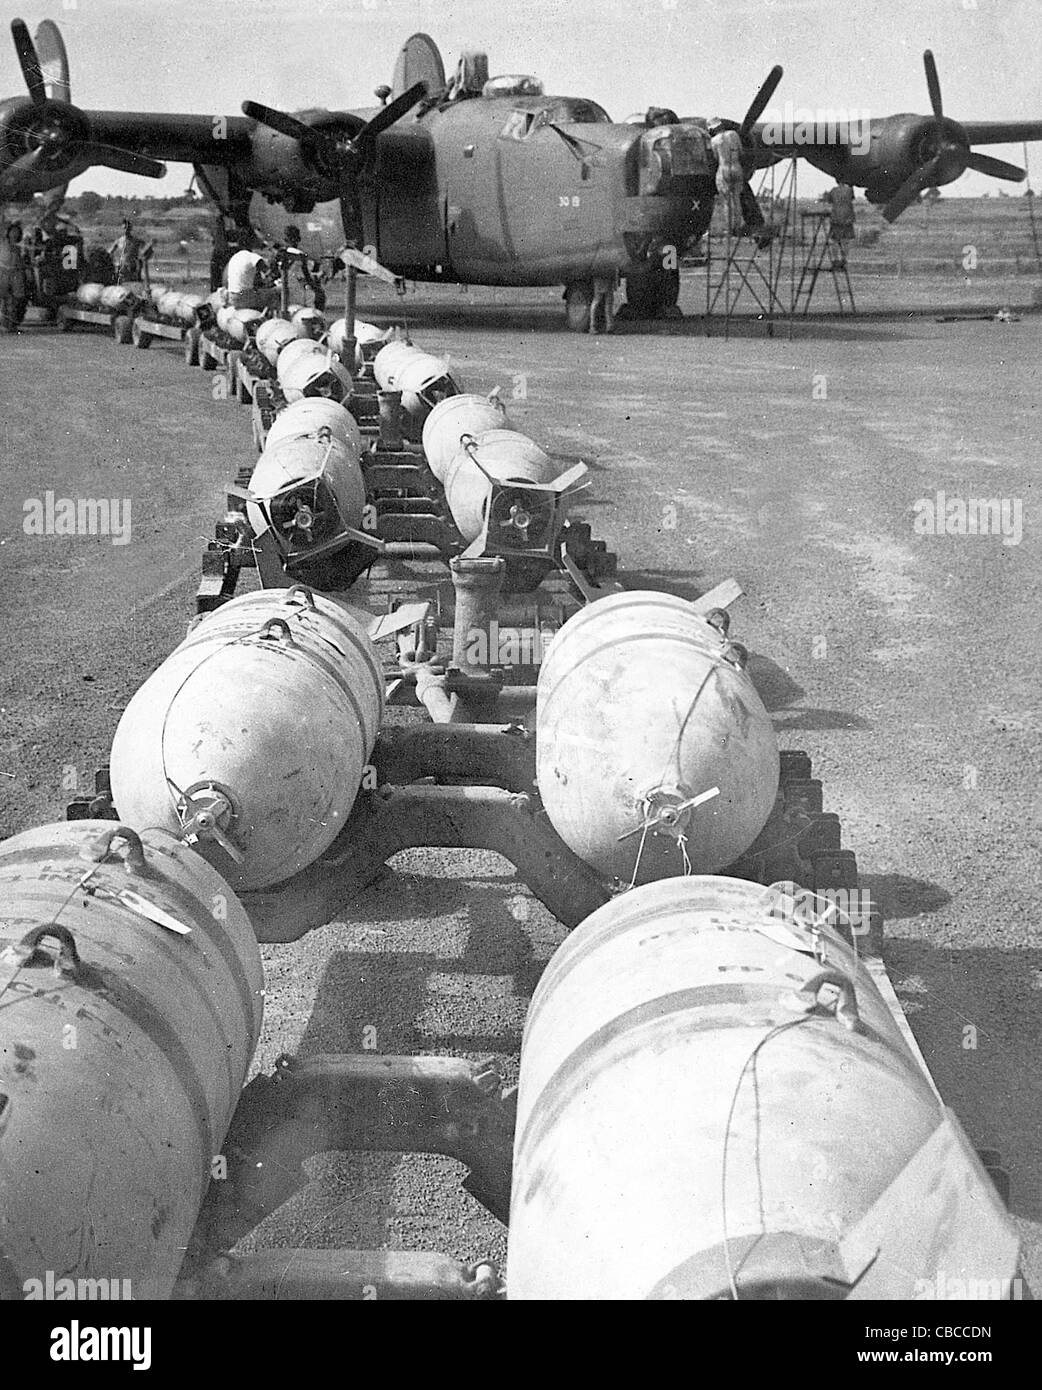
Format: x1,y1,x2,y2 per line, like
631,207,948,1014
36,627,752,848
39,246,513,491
84,111,254,164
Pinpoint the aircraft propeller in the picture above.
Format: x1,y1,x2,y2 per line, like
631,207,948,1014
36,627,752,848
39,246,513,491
882,50,1025,221
241,82,428,245
741,64,784,139
0,19,166,199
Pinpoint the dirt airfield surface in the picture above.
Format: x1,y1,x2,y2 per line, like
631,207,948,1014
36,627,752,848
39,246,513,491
1,274,1039,1293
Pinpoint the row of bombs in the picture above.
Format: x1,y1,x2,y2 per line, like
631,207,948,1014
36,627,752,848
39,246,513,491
71,279,204,323
239,322,590,566
0,584,782,1303
1,586,999,1298
2,306,1010,1299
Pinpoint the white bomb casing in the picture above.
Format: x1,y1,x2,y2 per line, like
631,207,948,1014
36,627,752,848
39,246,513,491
246,432,366,558
276,337,326,383
75,282,104,307
422,394,511,482
0,820,264,1300
372,339,420,390
264,397,362,454
536,590,779,882
176,292,205,324
509,876,1018,1300
395,352,460,423
109,587,384,891
98,285,135,311
291,306,326,338
442,429,555,545
256,316,305,366
279,350,352,404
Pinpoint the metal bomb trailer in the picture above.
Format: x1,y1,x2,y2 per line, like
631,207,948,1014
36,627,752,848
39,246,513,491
44,572,1017,1300
127,284,206,358
55,282,139,343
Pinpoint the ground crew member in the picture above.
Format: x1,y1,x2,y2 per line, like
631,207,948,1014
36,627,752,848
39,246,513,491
108,219,149,283
277,224,326,310
28,210,67,304
822,181,856,267
224,247,280,310
707,118,746,233
0,221,29,332
644,106,679,127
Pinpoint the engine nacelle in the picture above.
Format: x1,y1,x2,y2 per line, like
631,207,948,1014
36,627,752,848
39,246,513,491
246,108,361,209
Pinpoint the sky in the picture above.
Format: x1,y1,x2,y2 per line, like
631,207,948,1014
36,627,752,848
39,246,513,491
2,0,1042,199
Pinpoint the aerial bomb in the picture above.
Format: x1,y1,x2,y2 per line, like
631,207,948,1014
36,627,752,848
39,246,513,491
0,820,264,1301
216,305,263,343
395,351,460,423
422,392,510,482
291,305,326,338
108,586,384,891
176,292,205,324
328,317,389,368
256,316,305,366
98,284,136,311
442,428,578,552
279,349,352,404
275,336,325,382
264,397,362,453
372,339,421,390
509,875,1019,1300
536,590,778,882
158,290,184,320
75,282,104,307
246,431,367,565
148,283,170,307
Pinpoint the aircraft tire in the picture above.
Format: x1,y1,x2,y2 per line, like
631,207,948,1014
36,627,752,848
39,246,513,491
624,264,680,318
564,282,593,333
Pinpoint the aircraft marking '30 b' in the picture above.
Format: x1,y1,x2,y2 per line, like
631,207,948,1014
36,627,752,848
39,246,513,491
2,22,1041,331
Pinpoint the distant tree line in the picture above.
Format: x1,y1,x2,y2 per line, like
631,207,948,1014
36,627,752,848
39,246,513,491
68,191,203,216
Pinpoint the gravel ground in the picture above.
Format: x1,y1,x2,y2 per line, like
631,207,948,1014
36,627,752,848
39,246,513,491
1,275,1038,1296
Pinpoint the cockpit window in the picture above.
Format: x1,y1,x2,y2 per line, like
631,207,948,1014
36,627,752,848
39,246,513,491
500,110,537,141
544,97,610,124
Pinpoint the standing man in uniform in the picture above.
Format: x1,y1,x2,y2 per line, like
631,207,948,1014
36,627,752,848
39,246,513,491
108,218,149,284
0,221,29,332
278,224,326,310
822,182,856,267
29,209,66,304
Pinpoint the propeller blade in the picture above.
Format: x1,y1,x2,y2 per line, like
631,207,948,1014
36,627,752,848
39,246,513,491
355,80,427,150
86,144,166,179
34,19,70,103
965,151,1025,182
883,158,941,222
741,64,784,137
241,101,329,156
923,50,943,120
11,18,46,104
